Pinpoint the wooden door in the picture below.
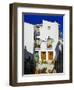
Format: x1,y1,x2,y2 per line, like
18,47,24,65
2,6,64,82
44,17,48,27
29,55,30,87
48,51,53,60
41,52,46,61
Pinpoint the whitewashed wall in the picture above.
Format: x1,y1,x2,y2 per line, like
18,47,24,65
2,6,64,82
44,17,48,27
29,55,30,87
42,20,59,50
40,20,59,59
24,22,34,54
24,20,59,60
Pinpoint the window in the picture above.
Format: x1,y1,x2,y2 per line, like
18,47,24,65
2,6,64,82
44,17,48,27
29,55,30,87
48,26,51,30
35,38,41,48
34,51,39,62
41,52,46,61
47,36,52,48
48,51,53,60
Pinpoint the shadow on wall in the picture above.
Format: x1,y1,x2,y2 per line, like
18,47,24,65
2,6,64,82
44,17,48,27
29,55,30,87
55,41,63,73
24,46,36,74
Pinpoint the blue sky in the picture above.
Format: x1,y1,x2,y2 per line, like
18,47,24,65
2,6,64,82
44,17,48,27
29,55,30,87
24,13,63,38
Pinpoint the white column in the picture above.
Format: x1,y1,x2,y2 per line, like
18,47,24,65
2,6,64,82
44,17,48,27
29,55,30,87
39,51,41,62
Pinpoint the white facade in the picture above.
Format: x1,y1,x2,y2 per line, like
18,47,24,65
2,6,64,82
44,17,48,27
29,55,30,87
24,22,34,54
24,20,59,61
40,20,59,61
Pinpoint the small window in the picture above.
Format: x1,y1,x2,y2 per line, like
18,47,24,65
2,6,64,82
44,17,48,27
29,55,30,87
47,40,52,48
34,51,39,62
48,26,51,30
47,36,53,48
35,38,41,48
41,52,46,61
48,52,53,60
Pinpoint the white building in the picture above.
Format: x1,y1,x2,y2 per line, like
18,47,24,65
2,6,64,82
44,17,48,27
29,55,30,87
24,20,59,63
24,22,34,54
